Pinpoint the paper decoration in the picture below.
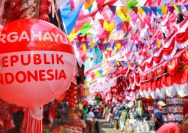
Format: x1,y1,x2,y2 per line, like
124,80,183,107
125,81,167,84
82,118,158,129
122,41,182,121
60,2,83,34
138,7,144,16
174,5,182,13
103,20,115,32
101,6,115,23
132,6,138,13
80,23,91,35
142,6,150,15
84,0,94,9
127,0,138,9
160,6,167,14
167,6,175,13
109,5,117,14
116,9,131,22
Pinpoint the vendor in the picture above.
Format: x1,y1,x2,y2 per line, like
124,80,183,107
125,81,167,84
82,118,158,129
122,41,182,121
154,101,166,131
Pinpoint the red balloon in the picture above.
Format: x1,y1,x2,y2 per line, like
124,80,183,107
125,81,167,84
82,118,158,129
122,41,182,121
0,19,76,108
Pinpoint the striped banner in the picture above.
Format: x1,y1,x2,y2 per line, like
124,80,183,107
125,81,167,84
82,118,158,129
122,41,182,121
22,108,43,133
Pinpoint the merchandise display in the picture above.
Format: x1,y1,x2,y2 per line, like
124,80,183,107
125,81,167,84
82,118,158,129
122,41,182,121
156,96,188,124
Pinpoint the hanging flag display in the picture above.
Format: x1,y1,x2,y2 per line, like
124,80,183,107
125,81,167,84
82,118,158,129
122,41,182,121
56,0,188,98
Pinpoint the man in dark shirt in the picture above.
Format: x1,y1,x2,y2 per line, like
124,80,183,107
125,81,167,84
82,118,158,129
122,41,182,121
154,101,166,131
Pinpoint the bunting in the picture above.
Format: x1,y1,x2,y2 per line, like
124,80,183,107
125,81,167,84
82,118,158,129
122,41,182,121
67,2,188,83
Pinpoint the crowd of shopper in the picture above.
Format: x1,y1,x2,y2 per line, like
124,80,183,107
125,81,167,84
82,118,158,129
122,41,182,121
101,101,188,133
82,104,104,133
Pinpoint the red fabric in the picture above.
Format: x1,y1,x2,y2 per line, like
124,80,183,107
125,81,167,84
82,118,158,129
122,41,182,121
156,66,165,76
181,51,188,63
166,58,179,75
153,51,163,64
129,76,134,84
176,28,188,44
163,38,176,56
140,83,146,91
146,82,151,91
174,65,188,85
140,74,147,81
151,81,156,91
49,104,56,120
135,74,140,84
121,68,128,75
23,108,42,133
156,78,162,89
145,59,153,69
140,64,146,72
163,75,174,87
146,72,153,80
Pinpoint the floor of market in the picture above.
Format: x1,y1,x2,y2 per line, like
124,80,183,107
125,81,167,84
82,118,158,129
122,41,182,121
99,119,121,133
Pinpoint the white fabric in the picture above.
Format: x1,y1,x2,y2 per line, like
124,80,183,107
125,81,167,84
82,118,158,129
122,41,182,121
30,106,43,120
164,85,176,97
151,91,157,99
145,90,151,99
87,112,95,121
163,45,177,60
176,40,188,49
174,83,188,97
140,83,188,99
139,90,144,98
158,88,166,98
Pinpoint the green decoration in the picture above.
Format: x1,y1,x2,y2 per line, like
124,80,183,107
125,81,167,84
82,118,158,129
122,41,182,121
80,23,92,36
127,0,138,9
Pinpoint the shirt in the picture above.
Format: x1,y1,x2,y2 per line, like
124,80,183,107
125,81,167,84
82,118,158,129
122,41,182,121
86,112,95,121
154,109,164,131
82,109,88,120
113,107,120,119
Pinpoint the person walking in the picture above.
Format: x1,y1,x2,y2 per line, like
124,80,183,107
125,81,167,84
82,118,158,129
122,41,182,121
109,106,114,128
113,106,120,130
93,106,100,133
119,107,127,131
86,107,95,133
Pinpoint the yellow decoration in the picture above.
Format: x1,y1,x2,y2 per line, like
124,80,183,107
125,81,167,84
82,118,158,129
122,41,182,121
116,61,120,66
116,43,122,50
174,5,180,13
121,6,128,15
91,42,95,48
103,20,115,32
95,71,100,77
138,7,144,16
84,0,94,9
157,41,161,48
82,44,87,52
160,6,167,15
116,9,130,22
68,29,77,41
